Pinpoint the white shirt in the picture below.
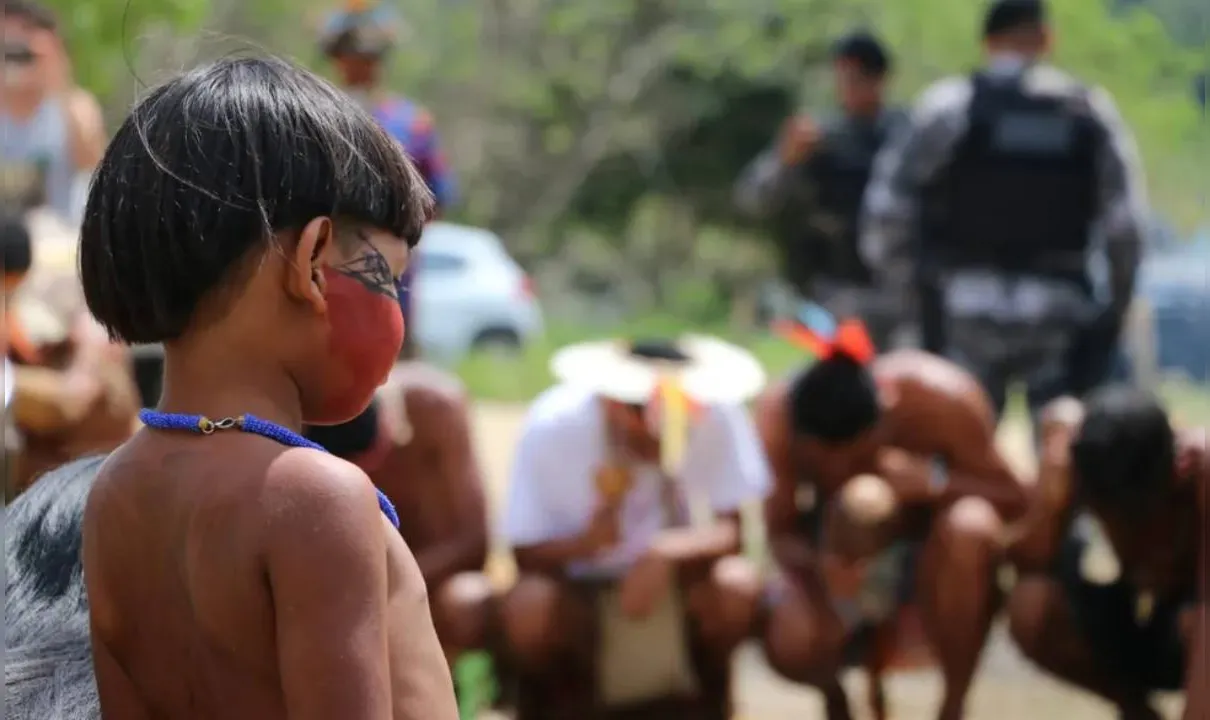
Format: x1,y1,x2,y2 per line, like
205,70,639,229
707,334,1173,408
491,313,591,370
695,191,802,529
504,383,771,577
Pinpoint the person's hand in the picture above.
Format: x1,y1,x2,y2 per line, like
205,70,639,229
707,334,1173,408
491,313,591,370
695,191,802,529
617,543,674,619
778,115,820,165
577,503,621,557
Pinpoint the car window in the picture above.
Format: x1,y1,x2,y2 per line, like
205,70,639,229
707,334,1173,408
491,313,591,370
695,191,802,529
417,251,468,273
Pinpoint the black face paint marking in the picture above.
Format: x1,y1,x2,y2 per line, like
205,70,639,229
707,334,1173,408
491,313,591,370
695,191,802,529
333,231,401,299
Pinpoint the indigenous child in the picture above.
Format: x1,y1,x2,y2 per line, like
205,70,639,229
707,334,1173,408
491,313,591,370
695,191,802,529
77,56,456,719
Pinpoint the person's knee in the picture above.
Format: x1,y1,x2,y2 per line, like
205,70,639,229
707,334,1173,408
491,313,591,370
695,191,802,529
932,497,1003,563
694,556,761,649
499,574,566,669
1006,576,1066,661
434,571,495,651
827,474,900,561
761,582,844,685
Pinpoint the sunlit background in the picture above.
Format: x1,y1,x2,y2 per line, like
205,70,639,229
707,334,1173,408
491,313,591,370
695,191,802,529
30,0,1210,717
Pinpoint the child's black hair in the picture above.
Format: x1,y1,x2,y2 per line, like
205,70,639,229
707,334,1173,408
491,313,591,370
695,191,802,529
79,56,433,345
832,31,892,77
304,399,380,459
1071,385,1174,507
1,207,32,275
787,354,880,442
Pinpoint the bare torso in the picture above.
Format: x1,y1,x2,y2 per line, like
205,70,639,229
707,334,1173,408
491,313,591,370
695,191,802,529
365,363,491,600
762,350,1002,500
374,363,478,555
83,429,454,719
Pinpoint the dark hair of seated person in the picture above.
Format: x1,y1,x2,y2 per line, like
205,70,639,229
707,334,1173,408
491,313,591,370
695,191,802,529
787,352,880,443
1071,385,1176,508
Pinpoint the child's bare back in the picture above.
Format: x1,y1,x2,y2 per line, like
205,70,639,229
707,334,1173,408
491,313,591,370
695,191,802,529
77,56,454,719
84,430,449,719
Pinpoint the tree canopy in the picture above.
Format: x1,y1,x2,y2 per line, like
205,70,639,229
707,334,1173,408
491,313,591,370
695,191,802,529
50,0,1208,317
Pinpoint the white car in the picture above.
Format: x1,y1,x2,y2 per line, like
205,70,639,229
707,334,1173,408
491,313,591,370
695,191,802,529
411,221,544,361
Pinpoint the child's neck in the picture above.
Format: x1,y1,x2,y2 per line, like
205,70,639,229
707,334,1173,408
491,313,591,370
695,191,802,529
158,341,305,432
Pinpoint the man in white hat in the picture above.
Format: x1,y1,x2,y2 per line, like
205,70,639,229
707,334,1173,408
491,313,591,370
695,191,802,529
1007,387,1206,720
499,336,770,717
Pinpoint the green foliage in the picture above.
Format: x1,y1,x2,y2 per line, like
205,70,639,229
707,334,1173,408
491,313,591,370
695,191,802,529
59,0,1209,263
47,0,208,99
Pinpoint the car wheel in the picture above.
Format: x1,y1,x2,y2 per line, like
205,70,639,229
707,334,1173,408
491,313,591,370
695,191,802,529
472,328,523,356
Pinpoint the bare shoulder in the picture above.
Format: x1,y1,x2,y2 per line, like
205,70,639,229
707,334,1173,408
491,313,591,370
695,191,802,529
874,350,984,401
261,448,385,530
385,362,467,415
753,379,790,435
387,361,466,399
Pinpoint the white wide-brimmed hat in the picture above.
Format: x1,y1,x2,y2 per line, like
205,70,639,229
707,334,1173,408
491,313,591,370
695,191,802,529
550,335,767,406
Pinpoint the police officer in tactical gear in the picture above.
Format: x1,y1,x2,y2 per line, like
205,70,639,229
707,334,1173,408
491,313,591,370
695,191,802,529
861,0,1147,425
735,31,908,350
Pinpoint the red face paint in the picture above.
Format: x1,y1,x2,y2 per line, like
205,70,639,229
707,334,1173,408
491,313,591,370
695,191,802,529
309,268,404,424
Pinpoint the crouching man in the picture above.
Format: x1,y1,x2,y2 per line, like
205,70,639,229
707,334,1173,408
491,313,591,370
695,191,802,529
499,337,770,719
1008,387,1206,720
755,318,1029,720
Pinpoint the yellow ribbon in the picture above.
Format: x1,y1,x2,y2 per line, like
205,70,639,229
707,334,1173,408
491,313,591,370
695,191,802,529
657,375,691,476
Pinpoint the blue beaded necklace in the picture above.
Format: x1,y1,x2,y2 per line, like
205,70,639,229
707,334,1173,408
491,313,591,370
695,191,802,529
138,409,400,528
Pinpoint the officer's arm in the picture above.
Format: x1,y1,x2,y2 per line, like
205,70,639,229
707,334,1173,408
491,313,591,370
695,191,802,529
734,147,798,217
1184,445,1208,719
859,78,972,275
1087,87,1147,316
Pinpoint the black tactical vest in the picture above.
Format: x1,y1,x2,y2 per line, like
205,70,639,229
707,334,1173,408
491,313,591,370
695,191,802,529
923,71,1101,284
774,110,904,293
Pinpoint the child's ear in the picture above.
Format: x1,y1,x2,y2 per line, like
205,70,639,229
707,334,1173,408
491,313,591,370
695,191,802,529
289,217,335,313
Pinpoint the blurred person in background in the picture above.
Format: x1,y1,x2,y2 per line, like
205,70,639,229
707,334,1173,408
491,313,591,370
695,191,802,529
2,205,136,498
1,0,105,225
1008,389,1206,720
320,0,457,358
735,31,908,351
499,337,768,718
303,366,494,690
860,0,1147,428
756,317,1028,720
